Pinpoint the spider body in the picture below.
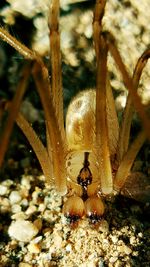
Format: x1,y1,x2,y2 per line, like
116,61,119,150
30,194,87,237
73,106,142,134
0,0,150,226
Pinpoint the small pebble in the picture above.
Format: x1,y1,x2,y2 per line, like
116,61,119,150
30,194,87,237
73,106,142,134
2,179,13,187
9,191,22,204
27,243,41,254
0,185,8,195
20,187,29,199
32,188,42,203
33,218,42,231
21,175,32,189
11,204,22,214
12,212,27,220
130,236,136,245
66,243,72,252
111,235,118,244
53,232,63,249
38,203,46,212
138,232,143,238
8,220,39,242
0,197,10,212
9,239,18,250
25,205,37,215
21,198,29,207
118,244,132,255
109,256,118,263
31,235,43,244
124,245,132,255
86,261,97,267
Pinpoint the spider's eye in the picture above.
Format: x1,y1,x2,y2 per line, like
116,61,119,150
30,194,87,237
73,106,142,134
63,196,85,225
85,196,105,224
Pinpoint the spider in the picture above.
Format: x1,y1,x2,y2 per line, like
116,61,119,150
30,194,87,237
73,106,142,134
0,0,150,226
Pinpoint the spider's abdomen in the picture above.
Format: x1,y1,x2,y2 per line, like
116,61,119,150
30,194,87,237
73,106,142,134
66,89,95,151
66,88,119,157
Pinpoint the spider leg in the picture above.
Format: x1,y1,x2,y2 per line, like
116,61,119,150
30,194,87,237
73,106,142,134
93,0,106,59
32,61,67,195
0,28,37,60
121,172,150,203
104,32,150,141
16,112,53,183
118,48,150,162
114,129,146,191
102,32,150,192
106,78,119,160
93,1,150,195
0,28,54,181
0,63,31,167
93,0,113,195
0,22,67,194
49,0,65,139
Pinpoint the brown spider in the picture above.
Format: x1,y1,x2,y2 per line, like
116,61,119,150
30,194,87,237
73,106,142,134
0,0,150,226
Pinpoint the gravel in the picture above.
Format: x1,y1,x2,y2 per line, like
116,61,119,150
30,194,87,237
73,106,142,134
0,174,149,266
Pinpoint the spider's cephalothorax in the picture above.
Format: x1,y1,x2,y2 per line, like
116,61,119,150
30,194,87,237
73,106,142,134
0,0,150,227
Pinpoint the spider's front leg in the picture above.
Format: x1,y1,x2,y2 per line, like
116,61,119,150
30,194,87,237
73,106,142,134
93,0,120,195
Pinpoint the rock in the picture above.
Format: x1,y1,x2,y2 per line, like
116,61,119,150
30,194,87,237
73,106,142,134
27,243,41,254
9,191,22,204
11,204,22,214
111,235,118,244
0,197,11,212
8,220,39,242
33,218,42,231
25,205,37,215
118,244,132,255
0,185,8,195
21,175,32,190
12,212,27,221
